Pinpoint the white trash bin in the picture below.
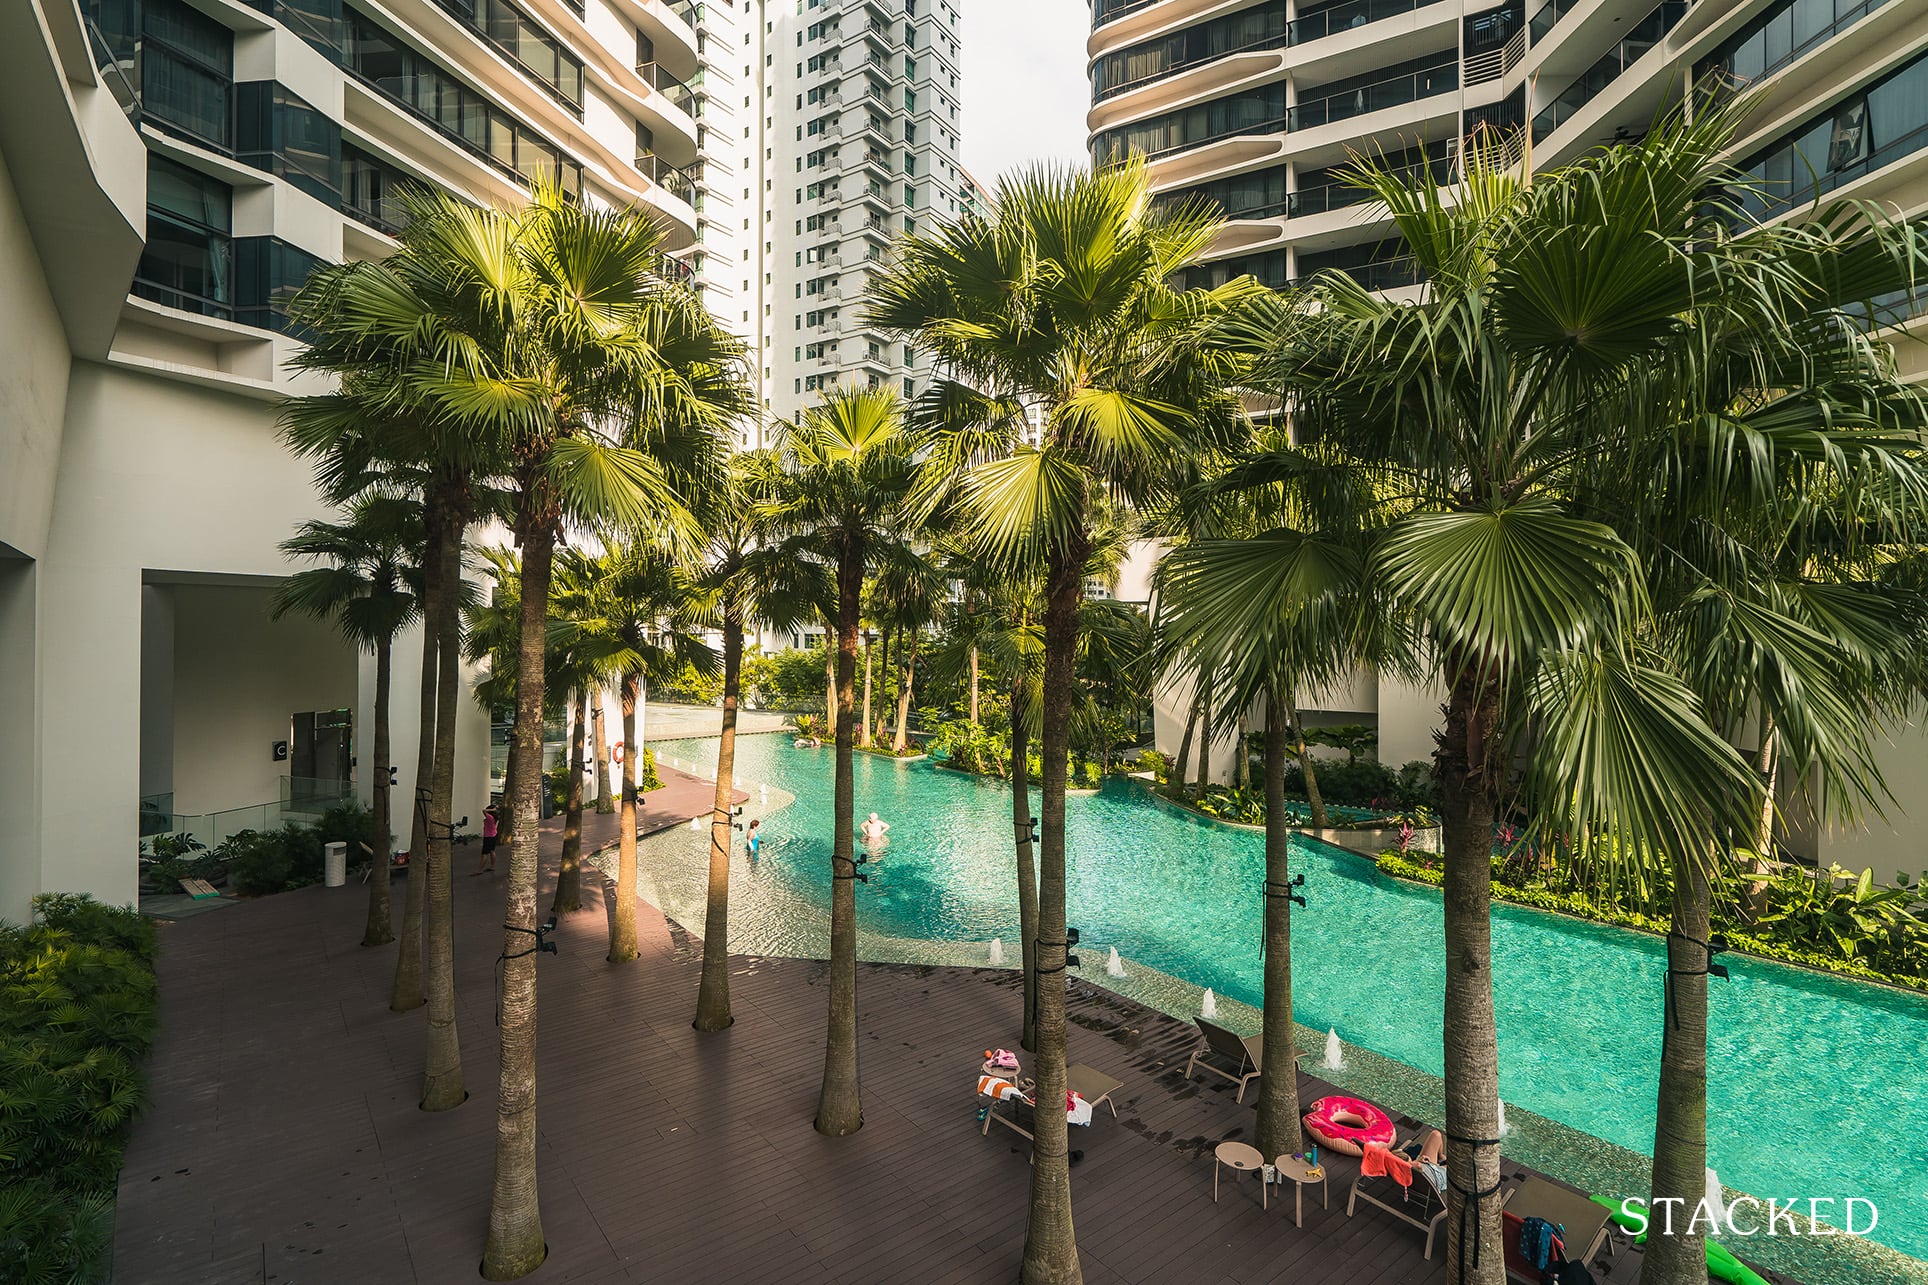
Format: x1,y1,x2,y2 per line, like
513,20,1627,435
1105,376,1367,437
324,840,348,887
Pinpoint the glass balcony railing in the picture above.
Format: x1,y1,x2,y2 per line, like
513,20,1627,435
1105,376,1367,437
1093,29,1288,104
1290,0,1449,46
1532,0,1688,142
1287,61,1457,131
635,151,698,204
1091,0,1163,29
636,61,697,117
1529,0,1583,43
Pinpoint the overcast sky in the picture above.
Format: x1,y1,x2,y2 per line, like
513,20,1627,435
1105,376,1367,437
959,0,1092,189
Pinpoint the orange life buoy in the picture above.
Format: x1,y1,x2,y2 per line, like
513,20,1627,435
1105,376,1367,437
611,742,625,765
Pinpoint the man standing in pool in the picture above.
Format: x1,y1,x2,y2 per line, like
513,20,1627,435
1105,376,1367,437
860,812,890,848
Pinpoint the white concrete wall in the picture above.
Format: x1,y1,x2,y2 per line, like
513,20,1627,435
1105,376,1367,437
38,361,338,904
1812,708,1928,885
138,586,173,800
169,583,358,817
0,558,43,919
0,145,75,562
1377,672,1446,772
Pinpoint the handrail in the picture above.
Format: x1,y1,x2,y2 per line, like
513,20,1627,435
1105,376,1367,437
1290,0,1448,46
84,17,142,123
636,60,698,115
1092,0,1165,29
1531,0,1687,141
1287,60,1456,131
1464,27,1526,85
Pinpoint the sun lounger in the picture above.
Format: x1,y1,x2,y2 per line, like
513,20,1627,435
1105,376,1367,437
1347,1130,1448,1258
1502,1175,1615,1270
1184,1017,1262,1103
1068,1063,1122,1118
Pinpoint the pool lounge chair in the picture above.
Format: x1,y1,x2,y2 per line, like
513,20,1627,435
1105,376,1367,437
1347,1130,1449,1258
982,1063,1123,1140
1502,1175,1615,1271
1184,1018,1262,1103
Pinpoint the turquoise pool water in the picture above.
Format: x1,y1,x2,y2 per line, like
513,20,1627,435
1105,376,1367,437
669,733,1928,1262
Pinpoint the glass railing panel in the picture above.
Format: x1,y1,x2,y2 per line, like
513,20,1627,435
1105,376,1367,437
1287,62,1457,130
1291,0,1448,46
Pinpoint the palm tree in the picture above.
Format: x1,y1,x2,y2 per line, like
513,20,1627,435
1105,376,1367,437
869,161,1253,1283
1152,496,1374,1162
1226,115,1840,1282
1560,130,1928,1283
300,185,738,1280
764,387,920,1137
547,550,610,916
272,494,423,948
575,540,719,964
693,452,817,1031
279,293,493,1032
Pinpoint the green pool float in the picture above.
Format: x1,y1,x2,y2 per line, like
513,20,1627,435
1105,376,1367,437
1588,1195,1770,1285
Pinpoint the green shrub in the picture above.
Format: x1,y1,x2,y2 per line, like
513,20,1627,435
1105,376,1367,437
1134,748,1173,782
222,823,326,896
1,896,159,1283
312,800,372,851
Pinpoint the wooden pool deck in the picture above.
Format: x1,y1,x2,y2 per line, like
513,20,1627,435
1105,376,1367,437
113,767,1791,1285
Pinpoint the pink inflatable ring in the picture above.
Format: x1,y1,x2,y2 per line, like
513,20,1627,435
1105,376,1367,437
1303,1095,1395,1156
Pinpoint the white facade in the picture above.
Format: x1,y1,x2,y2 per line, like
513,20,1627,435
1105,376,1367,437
1095,0,1928,879
0,0,719,918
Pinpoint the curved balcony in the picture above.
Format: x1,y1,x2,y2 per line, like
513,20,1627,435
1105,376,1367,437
1286,57,1457,131
631,0,702,81
1090,0,1268,58
1087,49,1287,135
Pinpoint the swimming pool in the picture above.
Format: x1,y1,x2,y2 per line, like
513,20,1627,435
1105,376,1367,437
657,732,1928,1263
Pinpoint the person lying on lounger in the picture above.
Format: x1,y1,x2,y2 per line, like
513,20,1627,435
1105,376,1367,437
1399,1129,1446,1192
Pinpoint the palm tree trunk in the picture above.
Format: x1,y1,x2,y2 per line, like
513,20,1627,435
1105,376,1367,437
1193,680,1213,800
816,542,864,1136
1012,681,1038,1053
1438,659,1503,1285
500,735,520,851
1285,694,1328,828
824,630,836,724
420,519,466,1113
551,688,586,915
482,519,553,1279
1741,726,1777,922
592,695,613,814
1234,726,1250,791
1022,537,1086,1285
391,518,442,1012
695,612,744,1032
608,672,641,962
1645,852,1715,1285
362,632,396,947
859,633,874,748
1254,689,1304,1160
969,645,979,724
892,629,915,751
1171,692,1200,797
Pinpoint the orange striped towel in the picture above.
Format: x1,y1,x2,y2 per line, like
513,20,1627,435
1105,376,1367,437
1360,1141,1413,1189
977,1075,1027,1102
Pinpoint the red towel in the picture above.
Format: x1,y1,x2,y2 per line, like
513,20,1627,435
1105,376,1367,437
1360,1141,1413,1189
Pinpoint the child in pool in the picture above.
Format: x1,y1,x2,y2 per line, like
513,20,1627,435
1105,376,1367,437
745,818,761,859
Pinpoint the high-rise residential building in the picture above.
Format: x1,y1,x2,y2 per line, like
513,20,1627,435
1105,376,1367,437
1088,0,1928,877
1086,0,1928,366
746,0,969,426
0,0,721,916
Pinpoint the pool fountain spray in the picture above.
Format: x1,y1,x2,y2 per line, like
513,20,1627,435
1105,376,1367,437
1323,1028,1344,1072
1497,1099,1509,1137
1106,946,1126,978
988,937,1005,966
1704,1168,1727,1227
1201,988,1217,1018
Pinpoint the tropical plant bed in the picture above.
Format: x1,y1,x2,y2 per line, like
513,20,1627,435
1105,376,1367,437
856,746,928,762
1147,784,1405,831
1373,851,1928,995
1,894,160,1281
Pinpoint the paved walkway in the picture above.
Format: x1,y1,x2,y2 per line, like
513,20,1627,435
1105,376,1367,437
112,762,1793,1285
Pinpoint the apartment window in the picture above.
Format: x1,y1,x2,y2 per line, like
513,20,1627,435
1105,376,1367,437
236,236,328,332
1735,45,1928,219
92,0,235,151
236,82,342,202
1699,0,1891,90
1158,165,1289,222
341,143,421,235
134,155,233,318
1287,51,1457,131
344,7,582,196
1091,6,1288,102
432,0,584,110
1091,84,1286,164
